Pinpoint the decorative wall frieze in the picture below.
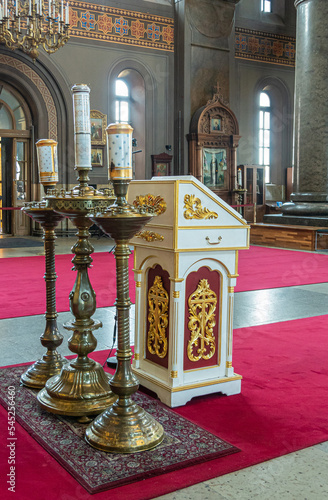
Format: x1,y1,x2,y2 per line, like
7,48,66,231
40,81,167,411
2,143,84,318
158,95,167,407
235,27,295,67
69,1,174,52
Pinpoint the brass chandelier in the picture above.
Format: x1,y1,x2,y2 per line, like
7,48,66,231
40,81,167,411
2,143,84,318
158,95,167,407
0,0,70,60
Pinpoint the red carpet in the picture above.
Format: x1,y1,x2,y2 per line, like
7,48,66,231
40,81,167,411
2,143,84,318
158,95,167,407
236,245,328,291
1,246,328,319
0,252,135,320
1,315,328,499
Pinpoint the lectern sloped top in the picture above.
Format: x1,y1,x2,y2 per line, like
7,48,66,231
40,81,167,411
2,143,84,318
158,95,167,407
128,175,249,252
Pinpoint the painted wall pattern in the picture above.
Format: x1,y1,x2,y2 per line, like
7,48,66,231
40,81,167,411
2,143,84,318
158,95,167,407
69,1,174,52
235,27,295,67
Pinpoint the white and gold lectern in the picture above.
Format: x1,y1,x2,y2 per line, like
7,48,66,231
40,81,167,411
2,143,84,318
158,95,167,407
128,176,249,407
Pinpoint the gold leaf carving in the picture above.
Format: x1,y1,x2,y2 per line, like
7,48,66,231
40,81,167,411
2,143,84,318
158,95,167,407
135,230,164,242
183,194,218,220
133,194,167,215
147,276,169,359
187,278,217,362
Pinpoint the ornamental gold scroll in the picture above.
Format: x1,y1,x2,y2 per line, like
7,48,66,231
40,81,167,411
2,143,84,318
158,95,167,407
147,276,169,359
183,194,218,220
187,279,217,362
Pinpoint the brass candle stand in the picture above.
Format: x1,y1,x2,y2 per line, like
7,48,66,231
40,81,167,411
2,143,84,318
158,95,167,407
36,174,117,417
20,201,68,389
37,83,117,417
85,179,165,453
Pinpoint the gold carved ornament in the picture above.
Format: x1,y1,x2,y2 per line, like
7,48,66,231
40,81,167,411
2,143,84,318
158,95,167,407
187,279,217,362
147,276,169,359
133,194,167,215
135,230,164,242
183,194,218,220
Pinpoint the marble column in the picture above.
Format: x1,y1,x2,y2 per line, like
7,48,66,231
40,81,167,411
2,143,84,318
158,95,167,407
282,0,328,216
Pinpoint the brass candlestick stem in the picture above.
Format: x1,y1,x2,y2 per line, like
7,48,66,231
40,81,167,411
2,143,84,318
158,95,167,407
20,202,68,388
85,180,164,452
37,178,117,417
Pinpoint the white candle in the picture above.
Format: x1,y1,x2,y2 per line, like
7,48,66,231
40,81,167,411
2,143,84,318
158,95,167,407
65,2,69,24
106,123,133,181
28,0,31,16
237,168,242,186
15,0,18,17
71,84,92,170
36,139,59,186
0,6,3,22
48,0,50,17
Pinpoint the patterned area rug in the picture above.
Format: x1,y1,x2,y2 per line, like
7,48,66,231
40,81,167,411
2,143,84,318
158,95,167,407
0,366,239,494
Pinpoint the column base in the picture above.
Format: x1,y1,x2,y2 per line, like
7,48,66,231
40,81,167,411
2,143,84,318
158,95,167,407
281,201,328,217
263,213,328,227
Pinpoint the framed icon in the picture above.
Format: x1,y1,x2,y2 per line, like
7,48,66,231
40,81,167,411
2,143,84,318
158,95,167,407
90,110,107,145
210,118,221,132
91,147,104,167
151,152,172,177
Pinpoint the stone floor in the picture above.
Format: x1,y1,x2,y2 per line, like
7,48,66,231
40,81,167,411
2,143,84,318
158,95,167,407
1,236,328,499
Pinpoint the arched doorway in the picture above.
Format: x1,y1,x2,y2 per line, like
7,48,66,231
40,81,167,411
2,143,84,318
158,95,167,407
0,83,32,235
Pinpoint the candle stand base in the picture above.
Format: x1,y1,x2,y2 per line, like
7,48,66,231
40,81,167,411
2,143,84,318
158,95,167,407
21,353,68,390
85,397,164,453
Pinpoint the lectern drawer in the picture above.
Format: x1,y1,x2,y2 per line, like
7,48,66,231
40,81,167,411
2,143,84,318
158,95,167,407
177,227,248,250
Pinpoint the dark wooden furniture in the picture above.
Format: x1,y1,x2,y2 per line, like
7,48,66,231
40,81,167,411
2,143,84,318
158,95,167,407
187,93,241,205
237,165,265,222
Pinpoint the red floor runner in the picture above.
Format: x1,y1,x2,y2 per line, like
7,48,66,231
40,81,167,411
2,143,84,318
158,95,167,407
0,252,135,319
1,246,328,319
1,315,328,500
236,245,328,292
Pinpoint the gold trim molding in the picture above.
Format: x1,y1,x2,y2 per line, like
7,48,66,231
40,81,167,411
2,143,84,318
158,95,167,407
170,370,178,378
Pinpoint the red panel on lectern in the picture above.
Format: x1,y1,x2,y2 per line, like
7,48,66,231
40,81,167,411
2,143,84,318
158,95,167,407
184,266,220,371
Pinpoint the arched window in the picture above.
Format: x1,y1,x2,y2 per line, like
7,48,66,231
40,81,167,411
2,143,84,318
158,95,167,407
259,91,271,183
115,79,129,123
261,0,272,12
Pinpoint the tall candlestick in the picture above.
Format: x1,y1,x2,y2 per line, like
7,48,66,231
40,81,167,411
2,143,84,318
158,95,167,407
72,84,92,171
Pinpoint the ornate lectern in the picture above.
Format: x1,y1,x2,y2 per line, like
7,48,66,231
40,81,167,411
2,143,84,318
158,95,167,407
129,176,249,407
